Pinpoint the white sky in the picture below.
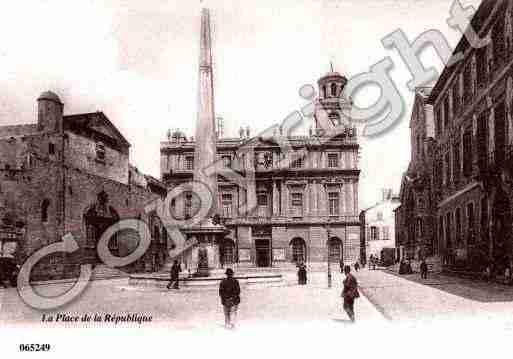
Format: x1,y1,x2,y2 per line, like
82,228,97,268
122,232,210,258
0,0,481,209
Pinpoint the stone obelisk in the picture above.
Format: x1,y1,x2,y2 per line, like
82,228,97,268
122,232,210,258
187,8,227,277
194,8,218,212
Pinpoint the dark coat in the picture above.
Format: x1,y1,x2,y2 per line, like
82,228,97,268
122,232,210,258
399,261,406,274
219,277,241,307
0,258,18,286
170,263,181,280
298,266,307,283
420,261,428,272
342,273,359,301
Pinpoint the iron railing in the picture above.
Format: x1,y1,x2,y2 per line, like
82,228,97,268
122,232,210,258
223,215,360,226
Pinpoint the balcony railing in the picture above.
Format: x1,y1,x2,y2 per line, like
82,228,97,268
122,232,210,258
222,215,361,226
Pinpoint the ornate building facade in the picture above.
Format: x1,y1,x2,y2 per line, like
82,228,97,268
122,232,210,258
0,91,168,280
397,0,513,276
160,70,363,269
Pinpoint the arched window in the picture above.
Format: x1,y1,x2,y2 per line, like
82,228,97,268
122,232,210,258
328,237,343,261
322,85,327,99
331,82,337,97
41,199,50,222
290,237,306,263
220,238,236,266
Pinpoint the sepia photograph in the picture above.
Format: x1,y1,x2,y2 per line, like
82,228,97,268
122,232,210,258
0,0,512,357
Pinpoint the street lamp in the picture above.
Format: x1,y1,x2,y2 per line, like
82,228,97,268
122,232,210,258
326,223,332,289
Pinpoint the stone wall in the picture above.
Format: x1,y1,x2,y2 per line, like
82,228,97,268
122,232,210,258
65,132,129,185
0,159,166,280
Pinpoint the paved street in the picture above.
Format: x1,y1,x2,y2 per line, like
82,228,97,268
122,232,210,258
0,270,384,332
358,269,513,326
3,267,513,332
3,268,513,358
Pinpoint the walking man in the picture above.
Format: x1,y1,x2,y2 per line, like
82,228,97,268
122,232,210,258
219,268,241,329
167,260,181,290
420,258,428,280
297,262,307,285
342,265,359,322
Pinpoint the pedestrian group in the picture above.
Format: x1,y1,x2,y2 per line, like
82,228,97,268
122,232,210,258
167,259,361,328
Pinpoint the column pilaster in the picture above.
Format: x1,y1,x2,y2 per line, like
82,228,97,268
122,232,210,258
273,180,279,216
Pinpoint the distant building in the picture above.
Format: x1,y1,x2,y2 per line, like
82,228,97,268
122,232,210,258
363,189,400,262
0,91,168,280
160,70,363,268
395,87,437,262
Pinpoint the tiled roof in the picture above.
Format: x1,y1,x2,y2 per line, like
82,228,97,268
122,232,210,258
64,112,130,147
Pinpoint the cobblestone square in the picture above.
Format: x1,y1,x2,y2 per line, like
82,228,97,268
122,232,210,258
0,270,385,332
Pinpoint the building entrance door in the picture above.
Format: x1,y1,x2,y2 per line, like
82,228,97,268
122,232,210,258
255,239,271,267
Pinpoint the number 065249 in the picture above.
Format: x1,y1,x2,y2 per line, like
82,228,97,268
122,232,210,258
19,344,51,352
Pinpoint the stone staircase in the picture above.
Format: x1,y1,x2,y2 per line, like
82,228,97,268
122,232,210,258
90,264,129,280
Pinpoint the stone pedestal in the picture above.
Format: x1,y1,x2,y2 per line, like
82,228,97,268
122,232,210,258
183,218,228,277
196,245,210,277
192,240,221,277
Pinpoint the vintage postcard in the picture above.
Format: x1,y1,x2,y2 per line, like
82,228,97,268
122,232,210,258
0,0,511,357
